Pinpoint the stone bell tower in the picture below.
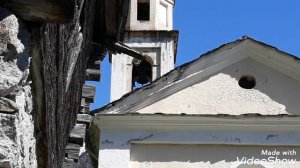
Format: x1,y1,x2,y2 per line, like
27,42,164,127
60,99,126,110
110,0,178,102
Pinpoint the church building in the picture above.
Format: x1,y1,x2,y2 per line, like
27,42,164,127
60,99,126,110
88,0,300,167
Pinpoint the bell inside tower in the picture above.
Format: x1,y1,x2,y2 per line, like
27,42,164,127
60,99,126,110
132,58,153,88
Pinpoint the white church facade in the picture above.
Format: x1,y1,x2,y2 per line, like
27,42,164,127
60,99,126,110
88,0,300,167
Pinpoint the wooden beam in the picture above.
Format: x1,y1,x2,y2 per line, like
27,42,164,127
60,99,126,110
62,161,75,168
86,59,100,82
0,0,75,23
69,124,86,145
87,60,100,70
77,114,91,126
81,85,96,103
65,143,80,161
85,43,106,81
80,98,90,114
86,68,100,81
99,38,149,61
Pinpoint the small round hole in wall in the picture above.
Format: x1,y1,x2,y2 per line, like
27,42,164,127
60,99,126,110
238,75,256,89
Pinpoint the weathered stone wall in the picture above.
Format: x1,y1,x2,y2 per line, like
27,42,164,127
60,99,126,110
1,0,127,166
0,0,97,167
0,7,36,168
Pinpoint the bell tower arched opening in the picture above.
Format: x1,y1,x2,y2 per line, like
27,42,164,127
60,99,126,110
132,57,153,89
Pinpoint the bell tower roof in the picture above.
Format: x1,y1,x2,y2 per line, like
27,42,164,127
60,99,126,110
126,0,175,31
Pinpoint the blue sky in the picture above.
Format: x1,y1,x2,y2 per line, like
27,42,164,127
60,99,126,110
87,0,300,110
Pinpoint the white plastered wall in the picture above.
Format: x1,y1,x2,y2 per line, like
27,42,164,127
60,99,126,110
138,58,300,115
155,0,173,30
131,144,300,168
97,117,300,168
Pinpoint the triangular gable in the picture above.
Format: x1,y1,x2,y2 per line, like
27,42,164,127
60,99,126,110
93,36,300,115
138,58,300,115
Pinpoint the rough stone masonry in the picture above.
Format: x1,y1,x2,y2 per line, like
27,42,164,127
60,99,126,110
0,7,36,168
